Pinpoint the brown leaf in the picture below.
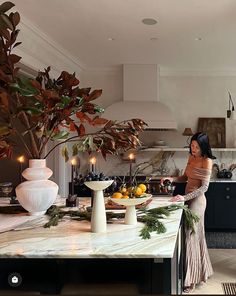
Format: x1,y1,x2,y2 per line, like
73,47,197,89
77,123,85,137
91,116,109,126
9,53,21,64
86,89,102,102
30,79,42,91
0,68,11,83
0,28,10,40
12,11,20,27
0,91,9,109
69,122,76,132
75,111,91,123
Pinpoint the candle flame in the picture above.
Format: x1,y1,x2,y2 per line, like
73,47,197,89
90,157,96,165
128,153,134,160
18,156,24,163
71,158,77,166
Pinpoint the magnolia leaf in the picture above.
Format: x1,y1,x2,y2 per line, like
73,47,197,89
61,145,69,162
72,144,79,156
91,116,109,126
51,130,69,140
61,95,71,107
0,14,13,31
11,11,20,27
0,28,10,40
69,122,76,132
9,53,21,64
94,106,105,113
10,82,39,96
0,125,10,136
77,123,85,137
20,106,43,115
0,2,15,14
12,41,21,48
0,91,9,109
86,89,102,102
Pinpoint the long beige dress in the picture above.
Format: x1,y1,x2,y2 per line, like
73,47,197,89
183,165,213,287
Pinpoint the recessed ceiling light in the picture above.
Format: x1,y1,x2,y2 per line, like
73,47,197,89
108,37,115,41
142,18,157,25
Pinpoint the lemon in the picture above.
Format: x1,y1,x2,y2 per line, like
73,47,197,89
112,192,123,199
138,183,147,193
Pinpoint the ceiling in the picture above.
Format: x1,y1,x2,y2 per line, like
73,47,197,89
12,0,236,70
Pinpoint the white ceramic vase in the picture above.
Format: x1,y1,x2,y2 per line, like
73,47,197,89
16,159,58,216
84,180,113,233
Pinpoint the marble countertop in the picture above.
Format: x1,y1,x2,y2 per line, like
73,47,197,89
210,178,236,182
0,196,182,259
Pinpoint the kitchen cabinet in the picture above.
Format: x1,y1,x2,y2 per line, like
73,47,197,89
205,182,236,230
173,181,236,230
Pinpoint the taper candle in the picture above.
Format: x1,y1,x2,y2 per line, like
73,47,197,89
90,157,96,174
17,155,24,183
71,158,76,195
128,153,135,184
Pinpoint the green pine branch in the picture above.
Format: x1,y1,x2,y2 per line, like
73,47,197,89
42,203,199,240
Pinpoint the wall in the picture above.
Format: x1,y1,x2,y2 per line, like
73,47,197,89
75,70,236,180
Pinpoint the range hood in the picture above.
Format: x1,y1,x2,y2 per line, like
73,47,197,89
104,64,177,130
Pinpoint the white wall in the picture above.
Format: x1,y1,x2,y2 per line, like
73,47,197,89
76,70,236,178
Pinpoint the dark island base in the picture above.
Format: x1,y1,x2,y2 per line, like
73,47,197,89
0,257,182,295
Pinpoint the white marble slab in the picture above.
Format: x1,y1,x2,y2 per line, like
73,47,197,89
0,197,182,259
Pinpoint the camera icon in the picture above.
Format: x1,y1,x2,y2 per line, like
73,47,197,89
8,272,22,287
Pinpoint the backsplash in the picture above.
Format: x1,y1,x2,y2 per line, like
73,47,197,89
75,150,236,180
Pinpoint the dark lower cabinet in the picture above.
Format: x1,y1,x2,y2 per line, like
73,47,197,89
173,181,236,230
205,182,236,230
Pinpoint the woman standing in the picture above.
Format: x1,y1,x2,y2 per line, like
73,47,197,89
161,132,215,292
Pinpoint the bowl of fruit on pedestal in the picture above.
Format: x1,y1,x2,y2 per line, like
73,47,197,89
84,172,114,233
109,183,152,225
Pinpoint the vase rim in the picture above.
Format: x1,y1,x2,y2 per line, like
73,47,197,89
29,159,46,168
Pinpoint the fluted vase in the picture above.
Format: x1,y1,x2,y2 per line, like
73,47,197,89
16,159,58,216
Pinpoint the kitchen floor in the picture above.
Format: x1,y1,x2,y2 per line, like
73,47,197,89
189,248,236,295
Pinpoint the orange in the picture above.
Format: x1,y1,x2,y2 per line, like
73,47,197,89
122,195,129,199
120,187,127,194
138,183,147,193
133,187,143,196
112,192,123,199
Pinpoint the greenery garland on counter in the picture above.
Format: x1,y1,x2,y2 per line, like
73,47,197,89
43,204,199,240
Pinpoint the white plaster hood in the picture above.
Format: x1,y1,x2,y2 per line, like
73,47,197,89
104,64,177,130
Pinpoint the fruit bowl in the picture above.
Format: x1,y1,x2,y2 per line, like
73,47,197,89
84,180,113,191
109,194,152,225
109,194,152,207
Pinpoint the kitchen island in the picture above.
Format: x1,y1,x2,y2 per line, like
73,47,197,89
0,197,183,294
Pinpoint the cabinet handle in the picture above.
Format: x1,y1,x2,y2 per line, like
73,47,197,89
226,187,230,191
226,195,231,200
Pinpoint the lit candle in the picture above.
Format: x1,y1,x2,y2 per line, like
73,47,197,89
128,153,135,184
90,157,96,174
17,155,24,183
71,158,76,195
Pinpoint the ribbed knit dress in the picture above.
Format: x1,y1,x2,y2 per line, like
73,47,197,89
183,165,214,287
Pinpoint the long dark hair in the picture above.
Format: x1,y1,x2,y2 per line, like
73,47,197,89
189,132,216,159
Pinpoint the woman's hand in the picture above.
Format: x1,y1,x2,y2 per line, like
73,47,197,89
170,194,185,202
160,177,174,186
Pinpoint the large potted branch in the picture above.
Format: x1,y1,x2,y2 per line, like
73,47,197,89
0,2,147,215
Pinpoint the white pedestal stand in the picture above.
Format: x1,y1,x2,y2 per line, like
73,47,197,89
85,180,113,233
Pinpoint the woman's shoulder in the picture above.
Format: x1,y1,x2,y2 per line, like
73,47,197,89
202,157,213,169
